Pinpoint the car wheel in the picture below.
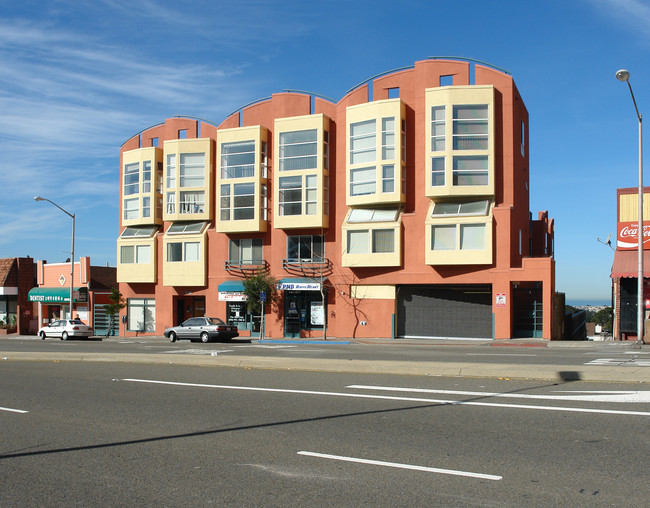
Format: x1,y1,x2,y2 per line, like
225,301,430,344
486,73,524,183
200,331,210,343
169,331,177,343
39,331,46,340
61,332,68,341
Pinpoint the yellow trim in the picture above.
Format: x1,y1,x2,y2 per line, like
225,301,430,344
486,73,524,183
116,237,157,283
216,126,268,233
346,99,406,207
122,147,163,227
425,86,495,198
162,138,214,223
162,230,207,286
350,285,396,299
273,114,330,229
424,201,493,265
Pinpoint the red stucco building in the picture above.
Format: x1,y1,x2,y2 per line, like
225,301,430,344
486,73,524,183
117,58,556,340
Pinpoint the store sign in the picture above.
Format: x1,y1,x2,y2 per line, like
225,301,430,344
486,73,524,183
496,293,506,308
277,281,321,291
219,291,247,302
617,221,650,250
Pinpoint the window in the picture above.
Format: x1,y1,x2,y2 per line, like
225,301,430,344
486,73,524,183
348,208,399,222
287,235,324,262
431,157,445,186
178,129,187,139
350,120,376,164
142,196,151,218
453,156,488,186
382,165,394,193
431,225,456,250
120,244,151,264
431,106,445,151
521,120,525,156
166,154,176,188
305,175,317,215
381,117,395,160
179,191,205,214
127,298,155,332
167,221,207,234
124,163,139,196
142,161,151,193
179,153,205,187
220,185,230,220
233,183,255,220
123,198,139,220
432,200,490,217
279,176,302,216
166,193,175,214
440,75,453,86
229,238,263,265
350,167,376,196
323,131,329,170
453,105,488,150
120,226,157,238
279,129,317,171
221,141,255,179
346,229,395,254
167,241,200,262
261,184,268,221
151,137,159,147
460,224,486,250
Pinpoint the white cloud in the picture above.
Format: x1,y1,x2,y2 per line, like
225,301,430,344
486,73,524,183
587,0,650,41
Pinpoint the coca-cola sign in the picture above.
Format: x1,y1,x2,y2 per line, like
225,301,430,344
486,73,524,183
617,221,650,250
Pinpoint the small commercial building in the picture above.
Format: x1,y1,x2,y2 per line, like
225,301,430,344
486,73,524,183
0,257,37,334
117,58,556,340
28,257,117,335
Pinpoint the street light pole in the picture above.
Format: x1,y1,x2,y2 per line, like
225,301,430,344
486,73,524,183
33,196,75,320
616,69,644,344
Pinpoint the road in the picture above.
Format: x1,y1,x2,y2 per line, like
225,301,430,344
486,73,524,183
1,360,650,506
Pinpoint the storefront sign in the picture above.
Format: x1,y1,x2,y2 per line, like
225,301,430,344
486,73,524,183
218,292,247,302
496,293,506,308
310,302,325,325
277,282,321,291
617,221,650,250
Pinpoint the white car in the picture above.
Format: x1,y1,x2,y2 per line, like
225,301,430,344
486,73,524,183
38,319,94,340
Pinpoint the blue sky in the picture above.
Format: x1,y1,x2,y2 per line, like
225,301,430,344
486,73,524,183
1,0,648,305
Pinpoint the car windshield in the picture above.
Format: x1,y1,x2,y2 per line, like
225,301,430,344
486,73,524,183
206,318,225,326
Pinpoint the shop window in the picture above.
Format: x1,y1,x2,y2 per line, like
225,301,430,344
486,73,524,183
127,298,155,332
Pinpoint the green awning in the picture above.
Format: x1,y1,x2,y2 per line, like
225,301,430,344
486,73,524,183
28,287,86,303
218,280,245,292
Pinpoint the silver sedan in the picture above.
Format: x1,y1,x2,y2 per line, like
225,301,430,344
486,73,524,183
164,317,239,343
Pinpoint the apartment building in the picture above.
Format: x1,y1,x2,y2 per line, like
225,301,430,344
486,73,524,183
117,58,555,339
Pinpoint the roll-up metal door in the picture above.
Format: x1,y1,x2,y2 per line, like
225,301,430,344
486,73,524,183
397,285,492,338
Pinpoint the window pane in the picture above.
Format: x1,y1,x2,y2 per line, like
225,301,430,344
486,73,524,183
347,230,368,254
179,191,205,214
431,157,445,186
350,167,376,196
431,106,445,151
123,198,139,220
221,141,256,179
124,163,139,195
120,245,134,264
279,129,318,171
453,105,488,150
372,229,394,253
167,242,182,262
350,120,376,165
184,242,200,262
179,153,205,187
136,244,151,264
453,156,488,186
460,224,486,250
432,225,456,250
382,165,394,193
166,154,176,188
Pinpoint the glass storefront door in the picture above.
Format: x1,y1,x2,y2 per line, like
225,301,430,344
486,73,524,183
283,291,326,337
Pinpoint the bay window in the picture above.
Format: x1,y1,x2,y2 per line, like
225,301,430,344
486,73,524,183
453,105,488,150
179,153,205,187
279,129,317,171
279,176,302,216
221,141,255,179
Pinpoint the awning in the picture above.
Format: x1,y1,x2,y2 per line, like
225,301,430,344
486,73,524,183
28,287,86,303
218,280,245,292
610,250,650,278
277,278,322,291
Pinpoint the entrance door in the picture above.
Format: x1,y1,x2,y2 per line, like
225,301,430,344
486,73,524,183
283,291,326,337
513,283,543,338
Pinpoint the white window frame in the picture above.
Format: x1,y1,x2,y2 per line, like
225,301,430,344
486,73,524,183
124,162,139,196
350,166,376,196
123,198,139,220
350,119,376,165
452,105,488,150
279,129,318,171
221,140,256,179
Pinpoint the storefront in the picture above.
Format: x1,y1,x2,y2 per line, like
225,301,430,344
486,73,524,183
218,280,259,335
277,278,326,337
28,287,89,327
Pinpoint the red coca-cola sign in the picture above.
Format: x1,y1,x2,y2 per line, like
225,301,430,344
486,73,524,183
617,221,650,250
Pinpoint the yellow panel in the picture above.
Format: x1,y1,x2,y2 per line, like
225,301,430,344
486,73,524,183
274,115,330,230
619,192,650,222
116,237,157,283
346,99,406,207
162,233,207,286
162,138,213,223
350,285,396,299
122,147,163,227
424,86,495,199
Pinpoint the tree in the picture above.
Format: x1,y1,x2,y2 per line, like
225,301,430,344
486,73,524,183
103,287,126,337
242,273,279,315
592,306,613,332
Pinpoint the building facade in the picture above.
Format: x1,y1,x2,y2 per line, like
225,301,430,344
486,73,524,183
117,58,556,340
0,257,37,334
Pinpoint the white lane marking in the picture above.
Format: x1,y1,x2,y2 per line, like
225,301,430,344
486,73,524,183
624,351,650,355
346,385,650,403
233,345,298,349
297,451,502,481
586,358,650,367
160,349,234,355
0,406,28,414
465,353,537,357
120,378,650,417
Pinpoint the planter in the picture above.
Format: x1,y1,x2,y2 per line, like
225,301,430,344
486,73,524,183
0,327,17,335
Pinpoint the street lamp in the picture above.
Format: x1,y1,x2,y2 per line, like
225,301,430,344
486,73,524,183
616,69,644,344
33,196,75,320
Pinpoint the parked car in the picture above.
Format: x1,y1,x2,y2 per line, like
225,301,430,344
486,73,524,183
38,318,94,340
164,317,239,343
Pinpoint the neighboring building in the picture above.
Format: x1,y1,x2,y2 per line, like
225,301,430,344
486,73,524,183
28,257,117,335
611,187,650,340
0,257,37,334
117,58,556,340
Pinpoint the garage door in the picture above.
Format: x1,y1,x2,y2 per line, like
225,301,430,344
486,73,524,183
397,285,492,339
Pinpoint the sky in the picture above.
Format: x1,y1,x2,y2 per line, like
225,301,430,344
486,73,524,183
1,0,648,305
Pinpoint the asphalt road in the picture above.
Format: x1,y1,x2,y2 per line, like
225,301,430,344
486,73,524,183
2,361,650,506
